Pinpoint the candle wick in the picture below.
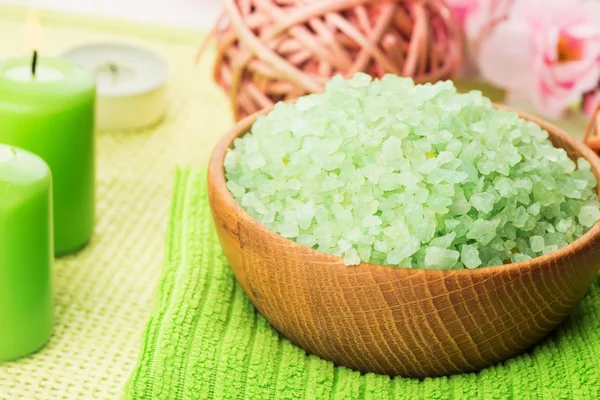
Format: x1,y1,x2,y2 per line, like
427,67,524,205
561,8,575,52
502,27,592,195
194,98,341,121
108,63,119,82
31,50,38,78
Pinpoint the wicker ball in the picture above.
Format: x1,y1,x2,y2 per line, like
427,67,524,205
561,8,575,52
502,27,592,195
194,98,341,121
206,0,463,121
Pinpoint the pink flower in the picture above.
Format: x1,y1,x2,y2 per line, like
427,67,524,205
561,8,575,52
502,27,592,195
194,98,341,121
446,0,514,40
446,0,515,77
478,0,600,119
446,0,479,28
583,89,600,117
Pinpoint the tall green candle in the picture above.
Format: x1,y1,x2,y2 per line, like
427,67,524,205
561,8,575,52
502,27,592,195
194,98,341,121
0,55,95,255
0,144,53,361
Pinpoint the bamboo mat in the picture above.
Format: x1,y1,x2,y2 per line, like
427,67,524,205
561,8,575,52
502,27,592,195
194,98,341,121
0,7,232,399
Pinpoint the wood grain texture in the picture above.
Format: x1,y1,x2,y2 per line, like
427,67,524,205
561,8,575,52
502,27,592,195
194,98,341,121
207,105,600,378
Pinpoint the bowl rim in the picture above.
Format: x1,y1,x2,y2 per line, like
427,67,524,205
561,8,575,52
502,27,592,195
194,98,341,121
208,103,600,277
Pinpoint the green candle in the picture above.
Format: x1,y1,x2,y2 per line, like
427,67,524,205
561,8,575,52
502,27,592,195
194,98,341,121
0,144,53,361
0,55,95,255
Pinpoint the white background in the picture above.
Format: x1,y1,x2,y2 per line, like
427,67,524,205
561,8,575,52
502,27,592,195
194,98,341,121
0,0,223,28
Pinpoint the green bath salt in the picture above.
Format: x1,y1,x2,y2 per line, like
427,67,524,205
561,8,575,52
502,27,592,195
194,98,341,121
224,74,600,269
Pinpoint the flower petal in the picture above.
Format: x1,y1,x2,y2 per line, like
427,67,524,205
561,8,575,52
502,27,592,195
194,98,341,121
478,21,534,90
584,90,600,117
551,59,600,89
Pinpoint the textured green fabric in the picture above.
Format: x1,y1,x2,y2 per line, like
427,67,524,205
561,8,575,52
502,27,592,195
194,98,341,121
126,168,600,399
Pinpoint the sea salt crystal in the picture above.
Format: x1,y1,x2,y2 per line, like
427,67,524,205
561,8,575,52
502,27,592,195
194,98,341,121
556,219,572,233
527,202,541,216
511,253,531,263
579,205,600,228
467,219,500,245
542,245,559,255
225,74,600,269
530,235,545,253
362,215,382,228
487,257,503,267
430,232,456,248
279,223,299,238
494,177,514,197
382,137,403,160
470,193,496,213
424,247,460,269
461,244,481,269
387,238,420,265
344,248,361,265
417,218,437,242
378,173,404,191
297,235,316,248
247,153,266,170
226,181,246,197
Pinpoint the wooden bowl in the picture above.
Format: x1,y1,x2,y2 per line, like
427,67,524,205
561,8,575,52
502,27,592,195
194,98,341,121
207,105,600,378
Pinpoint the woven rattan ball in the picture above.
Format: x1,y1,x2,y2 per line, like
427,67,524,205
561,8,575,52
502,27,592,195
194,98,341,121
206,0,463,121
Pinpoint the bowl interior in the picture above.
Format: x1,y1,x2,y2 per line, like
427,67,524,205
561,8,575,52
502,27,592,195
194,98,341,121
210,104,600,274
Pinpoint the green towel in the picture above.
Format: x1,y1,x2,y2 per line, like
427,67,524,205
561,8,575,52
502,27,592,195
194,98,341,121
126,168,600,399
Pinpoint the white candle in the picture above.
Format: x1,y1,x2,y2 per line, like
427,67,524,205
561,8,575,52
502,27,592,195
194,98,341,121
63,43,168,131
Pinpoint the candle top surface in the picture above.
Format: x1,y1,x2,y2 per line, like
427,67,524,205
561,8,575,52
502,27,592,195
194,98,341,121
0,56,95,107
63,43,168,96
0,56,89,84
0,145,50,209
5,64,64,82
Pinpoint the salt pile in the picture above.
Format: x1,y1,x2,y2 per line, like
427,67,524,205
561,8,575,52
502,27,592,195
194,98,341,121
225,74,600,269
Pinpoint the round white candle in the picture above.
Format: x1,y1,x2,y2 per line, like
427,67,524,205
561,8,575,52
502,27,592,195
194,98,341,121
63,43,168,131
4,65,64,82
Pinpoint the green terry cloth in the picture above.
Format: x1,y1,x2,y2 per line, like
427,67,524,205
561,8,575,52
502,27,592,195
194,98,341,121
126,168,600,399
